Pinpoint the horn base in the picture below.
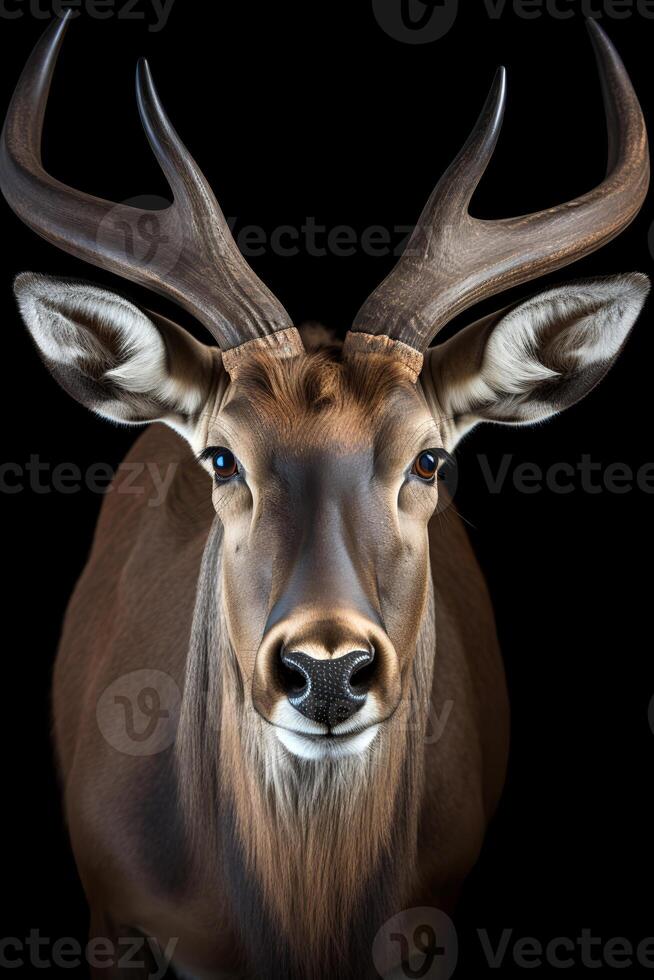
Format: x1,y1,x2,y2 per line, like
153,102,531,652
221,327,305,378
342,332,423,383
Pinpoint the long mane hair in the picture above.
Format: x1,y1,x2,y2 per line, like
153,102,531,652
175,513,436,979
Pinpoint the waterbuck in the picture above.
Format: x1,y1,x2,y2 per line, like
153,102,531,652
1,13,649,980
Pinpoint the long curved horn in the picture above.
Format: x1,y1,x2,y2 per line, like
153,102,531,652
0,13,301,357
346,20,649,359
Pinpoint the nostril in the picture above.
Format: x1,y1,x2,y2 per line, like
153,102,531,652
348,649,376,695
277,646,376,725
278,649,310,697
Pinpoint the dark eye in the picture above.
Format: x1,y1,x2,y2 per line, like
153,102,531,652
212,448,238,480
412,450,438,482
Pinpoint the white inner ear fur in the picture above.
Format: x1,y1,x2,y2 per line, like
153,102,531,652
446,274,649,418
15,273,209,422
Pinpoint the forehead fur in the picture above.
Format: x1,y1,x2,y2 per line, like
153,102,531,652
228,345,420,432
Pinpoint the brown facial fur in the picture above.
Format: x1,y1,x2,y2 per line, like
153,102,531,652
195,348,444,732
169,345,449,976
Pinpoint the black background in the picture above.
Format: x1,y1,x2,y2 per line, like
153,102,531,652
1,0,653,976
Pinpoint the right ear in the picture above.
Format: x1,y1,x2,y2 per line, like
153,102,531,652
420,275,648,448
15,274,223,446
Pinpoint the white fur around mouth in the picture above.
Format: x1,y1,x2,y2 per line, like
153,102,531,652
271,697,382,759
274,724,381,760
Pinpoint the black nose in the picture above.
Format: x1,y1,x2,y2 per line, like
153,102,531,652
279,648,375,726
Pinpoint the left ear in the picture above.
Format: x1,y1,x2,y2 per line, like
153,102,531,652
422,274,649,445
15,273,223,446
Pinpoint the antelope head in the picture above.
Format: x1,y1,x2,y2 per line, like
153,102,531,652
2,16,648,762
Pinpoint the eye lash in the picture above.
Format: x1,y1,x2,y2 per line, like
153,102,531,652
434,448,455,470
197,447,219,464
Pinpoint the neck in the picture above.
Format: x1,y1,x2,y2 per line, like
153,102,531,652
176,520,436,979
